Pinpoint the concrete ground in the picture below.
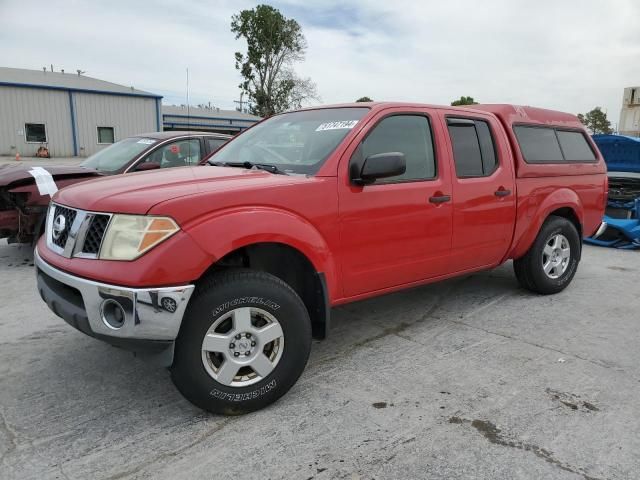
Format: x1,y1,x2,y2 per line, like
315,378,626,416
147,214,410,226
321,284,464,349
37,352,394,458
0,240,639,480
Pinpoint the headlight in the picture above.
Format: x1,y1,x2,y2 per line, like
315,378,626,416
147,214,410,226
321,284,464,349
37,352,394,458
99,215,179,260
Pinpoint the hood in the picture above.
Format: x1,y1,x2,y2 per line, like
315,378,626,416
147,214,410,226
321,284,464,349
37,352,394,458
592,134,640,173
0,163,100,187
53,165,293,215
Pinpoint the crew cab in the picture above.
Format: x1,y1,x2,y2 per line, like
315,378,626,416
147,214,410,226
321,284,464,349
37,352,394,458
35,103,607,414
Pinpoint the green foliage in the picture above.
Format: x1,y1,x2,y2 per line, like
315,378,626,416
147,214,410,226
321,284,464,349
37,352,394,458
451,96,478,106
577,107,612,134
231,4,318,117
356,96,373,102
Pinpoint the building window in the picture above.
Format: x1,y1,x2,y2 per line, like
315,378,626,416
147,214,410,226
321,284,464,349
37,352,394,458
97,127,115,144
25,123,47,143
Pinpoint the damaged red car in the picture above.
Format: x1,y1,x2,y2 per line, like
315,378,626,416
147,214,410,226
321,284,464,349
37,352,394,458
0,131,231,244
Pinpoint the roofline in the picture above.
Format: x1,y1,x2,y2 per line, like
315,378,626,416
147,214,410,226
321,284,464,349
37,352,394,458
163,121,250,130
0,81,163,99
162,113,260,123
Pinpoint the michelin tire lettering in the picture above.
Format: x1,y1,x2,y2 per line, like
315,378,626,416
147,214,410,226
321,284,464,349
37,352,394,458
210,379,277,401
212,297,280,317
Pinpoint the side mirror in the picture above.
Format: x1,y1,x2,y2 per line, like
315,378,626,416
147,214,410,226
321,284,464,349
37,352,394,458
136,162,161,171
351,152,406,185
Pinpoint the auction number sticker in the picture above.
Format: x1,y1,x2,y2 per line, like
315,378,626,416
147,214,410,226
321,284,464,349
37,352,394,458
137,138,156,145
316,120,359,131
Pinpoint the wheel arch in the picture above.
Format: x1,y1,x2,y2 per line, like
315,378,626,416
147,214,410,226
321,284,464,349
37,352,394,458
509,188,584,260
197,241,330,340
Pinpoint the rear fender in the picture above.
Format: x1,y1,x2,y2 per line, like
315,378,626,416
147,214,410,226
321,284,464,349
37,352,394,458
184,207,339,301
509,188,584,260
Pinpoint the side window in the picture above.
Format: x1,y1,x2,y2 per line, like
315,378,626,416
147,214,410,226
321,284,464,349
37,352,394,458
514,126,596,163
360,115,435,182
513,126,563,162
207,138,227,153
556,130,596,161
447,118,497,178
139,139,202,169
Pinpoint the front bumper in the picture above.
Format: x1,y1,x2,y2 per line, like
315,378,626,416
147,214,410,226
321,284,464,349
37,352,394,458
35,248,195,365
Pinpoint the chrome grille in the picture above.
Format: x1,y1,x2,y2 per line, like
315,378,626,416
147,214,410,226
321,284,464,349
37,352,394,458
46,203,111,259
81,214,110,255
51,205,77,248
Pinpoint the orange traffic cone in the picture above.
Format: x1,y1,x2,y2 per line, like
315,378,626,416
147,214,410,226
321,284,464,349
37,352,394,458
15,152,20,161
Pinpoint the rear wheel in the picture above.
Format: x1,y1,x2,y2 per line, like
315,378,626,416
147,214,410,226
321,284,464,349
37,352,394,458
513,215,581,295
170,269,311,415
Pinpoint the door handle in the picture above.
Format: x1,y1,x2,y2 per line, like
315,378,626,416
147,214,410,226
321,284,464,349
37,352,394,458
494,188,511,197
429,194,451,204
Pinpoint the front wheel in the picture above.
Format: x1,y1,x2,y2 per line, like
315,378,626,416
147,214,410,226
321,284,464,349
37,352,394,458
171,269,311,415
513,215,581,295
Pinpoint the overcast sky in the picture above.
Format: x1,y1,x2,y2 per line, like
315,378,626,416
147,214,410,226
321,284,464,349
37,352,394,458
1,0,638,124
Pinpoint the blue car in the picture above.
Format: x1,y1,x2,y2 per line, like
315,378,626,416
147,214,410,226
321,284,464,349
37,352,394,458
586,135,640,249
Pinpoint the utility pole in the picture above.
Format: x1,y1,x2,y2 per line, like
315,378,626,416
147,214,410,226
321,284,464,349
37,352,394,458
234,92,249,113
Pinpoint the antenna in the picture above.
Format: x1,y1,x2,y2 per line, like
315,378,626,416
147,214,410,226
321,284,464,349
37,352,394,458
186,67,190,132
186,67,192,158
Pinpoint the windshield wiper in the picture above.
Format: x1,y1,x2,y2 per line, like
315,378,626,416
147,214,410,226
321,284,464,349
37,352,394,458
209,161,288,175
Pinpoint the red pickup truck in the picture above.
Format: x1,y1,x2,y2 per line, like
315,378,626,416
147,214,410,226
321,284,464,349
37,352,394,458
35,103,607,414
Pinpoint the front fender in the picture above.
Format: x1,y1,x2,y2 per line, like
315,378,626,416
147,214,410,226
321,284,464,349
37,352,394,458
509,187,584,260
184,207,339,300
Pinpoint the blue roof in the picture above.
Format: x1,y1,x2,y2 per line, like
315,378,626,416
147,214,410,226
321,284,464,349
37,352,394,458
592,134,640,173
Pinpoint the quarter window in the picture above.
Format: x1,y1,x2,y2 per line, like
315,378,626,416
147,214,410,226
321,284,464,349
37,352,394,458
514,126,596,163
25,123,47,143
207,138,227,153
97,127,115,144
447,118,497,177
360,115,436,182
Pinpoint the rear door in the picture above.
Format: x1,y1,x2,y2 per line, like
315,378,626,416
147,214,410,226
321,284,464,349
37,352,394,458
338,108,453,297
443,113,516,272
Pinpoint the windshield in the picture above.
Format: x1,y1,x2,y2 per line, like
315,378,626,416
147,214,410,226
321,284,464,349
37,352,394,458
208,108,369,174
80,137,157,172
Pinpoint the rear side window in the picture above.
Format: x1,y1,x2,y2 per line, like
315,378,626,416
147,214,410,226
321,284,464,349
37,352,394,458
447,118,497,177
556,131,597,161
514,126,595,163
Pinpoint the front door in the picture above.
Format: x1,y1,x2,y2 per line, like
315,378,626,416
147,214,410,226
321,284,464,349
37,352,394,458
338,110,453,298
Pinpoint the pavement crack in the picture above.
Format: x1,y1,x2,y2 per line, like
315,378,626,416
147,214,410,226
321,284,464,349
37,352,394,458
105,417,233,480
350,277,470,349
448,316,627,375
449,416,602,480
0,408,18,466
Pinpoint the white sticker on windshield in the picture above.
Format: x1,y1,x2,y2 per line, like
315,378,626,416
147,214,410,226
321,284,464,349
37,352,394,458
315,120,359,132
137,139,156,145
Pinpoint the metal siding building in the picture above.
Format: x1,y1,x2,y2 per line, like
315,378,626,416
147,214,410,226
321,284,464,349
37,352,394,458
619,86,640,137
0,67,162,157
162,105,260,135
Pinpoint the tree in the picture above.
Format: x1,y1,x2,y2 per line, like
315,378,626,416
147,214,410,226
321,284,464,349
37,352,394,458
451,96,478,106
231,5,318,117
577,107,612,134
356,96,373,102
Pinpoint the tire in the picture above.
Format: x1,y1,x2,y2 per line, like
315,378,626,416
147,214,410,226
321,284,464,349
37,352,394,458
513,215,581,295
170,269,311,415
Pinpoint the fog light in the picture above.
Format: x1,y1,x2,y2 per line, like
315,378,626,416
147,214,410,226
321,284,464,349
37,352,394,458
101,299,126,329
